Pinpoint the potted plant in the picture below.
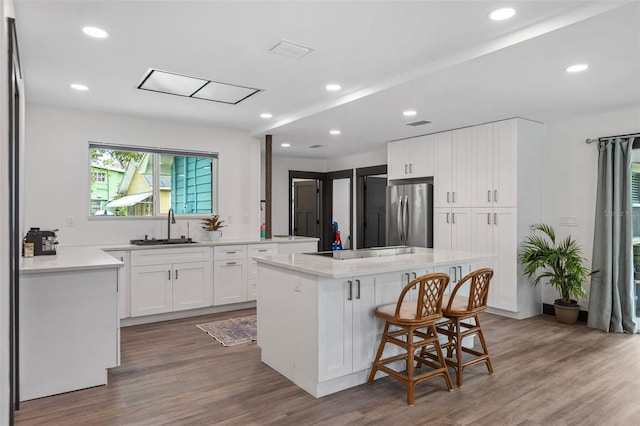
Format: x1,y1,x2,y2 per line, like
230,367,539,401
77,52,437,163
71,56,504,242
519,223,596,324
202,215,225,241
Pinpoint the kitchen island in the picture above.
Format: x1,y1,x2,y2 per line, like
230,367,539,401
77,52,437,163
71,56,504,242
255,247,493,398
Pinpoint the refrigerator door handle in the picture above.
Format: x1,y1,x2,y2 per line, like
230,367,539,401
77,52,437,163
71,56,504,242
403,195,409,245
397,196,404,243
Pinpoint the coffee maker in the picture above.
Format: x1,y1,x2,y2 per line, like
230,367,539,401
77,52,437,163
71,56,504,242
24,227,58,256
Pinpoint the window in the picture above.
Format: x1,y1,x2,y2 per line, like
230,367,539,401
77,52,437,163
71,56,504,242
89,143,218,217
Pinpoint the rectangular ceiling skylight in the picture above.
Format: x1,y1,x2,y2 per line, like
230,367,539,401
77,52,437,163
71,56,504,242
137,69,261,105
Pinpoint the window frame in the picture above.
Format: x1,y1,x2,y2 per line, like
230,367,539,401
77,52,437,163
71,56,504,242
88,141,219,219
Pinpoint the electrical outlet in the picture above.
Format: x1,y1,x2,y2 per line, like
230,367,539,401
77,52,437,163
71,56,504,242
65,216,74,227
227,216,233,224
559,216,578,226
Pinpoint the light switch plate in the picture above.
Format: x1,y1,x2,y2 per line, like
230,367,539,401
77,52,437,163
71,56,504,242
559,216,578,226
65,216,74,227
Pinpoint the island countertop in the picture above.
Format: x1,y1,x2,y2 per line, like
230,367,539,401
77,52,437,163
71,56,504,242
254,247,494,279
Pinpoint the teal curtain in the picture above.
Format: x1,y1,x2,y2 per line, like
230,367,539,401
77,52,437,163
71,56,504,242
588,137,637,333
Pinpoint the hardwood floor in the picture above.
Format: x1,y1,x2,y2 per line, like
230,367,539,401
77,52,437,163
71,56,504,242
16,309,640,425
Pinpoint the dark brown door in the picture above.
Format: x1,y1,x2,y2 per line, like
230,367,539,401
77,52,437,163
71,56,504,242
363,176,387,248
293,180,319,237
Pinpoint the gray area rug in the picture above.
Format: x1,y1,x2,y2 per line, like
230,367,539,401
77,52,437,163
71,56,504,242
196,315,257,346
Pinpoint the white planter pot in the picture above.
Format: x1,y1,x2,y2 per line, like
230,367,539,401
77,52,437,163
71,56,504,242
207,230,222,241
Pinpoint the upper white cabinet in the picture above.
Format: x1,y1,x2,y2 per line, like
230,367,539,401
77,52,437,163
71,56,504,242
434,129,474,207
471,121,518,208
130,246,212,317
387,135,435,180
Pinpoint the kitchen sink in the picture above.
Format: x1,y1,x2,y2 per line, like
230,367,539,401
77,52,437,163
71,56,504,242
130,238,196,246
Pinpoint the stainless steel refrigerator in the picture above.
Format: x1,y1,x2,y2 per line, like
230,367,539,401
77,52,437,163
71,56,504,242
386,183,433,247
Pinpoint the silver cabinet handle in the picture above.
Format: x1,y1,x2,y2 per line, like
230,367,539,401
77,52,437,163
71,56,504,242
488,190,491,202
347,280,353,301
412,272,417,280
494,213,498,225
404,272,410,285
409,163,412,174
168,270,171,280
494,190,498,202
175,269,178,280
226,251,236,255
225,261,237,266
446,212,450,224
487,213,491,225
452,212,456,224
458,266,462,279
447,191,450,203
258,249,268,252
404,164,408,174
356,279,361,300
452,192,456,203
452,266,457,282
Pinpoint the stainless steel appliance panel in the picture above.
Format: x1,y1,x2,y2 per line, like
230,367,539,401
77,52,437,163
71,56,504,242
385,183,433,248
385,185,403,246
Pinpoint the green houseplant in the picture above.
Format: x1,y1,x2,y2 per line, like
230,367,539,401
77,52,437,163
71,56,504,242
519,224,595,324
202,215,225,241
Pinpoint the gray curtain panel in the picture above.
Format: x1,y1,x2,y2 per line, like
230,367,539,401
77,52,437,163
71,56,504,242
588,137,637,333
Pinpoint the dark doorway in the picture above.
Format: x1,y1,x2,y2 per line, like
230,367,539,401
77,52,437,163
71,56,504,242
357,165,388,249
293,179,319,238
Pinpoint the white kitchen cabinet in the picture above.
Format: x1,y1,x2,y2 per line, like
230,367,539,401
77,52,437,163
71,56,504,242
387,134,435,180
471,120,518,208
473,208,518,311
213,245,248,305
433,130,473,208
106,250,130,319
247,243,277,301
433,207,472,252
130,246,212,317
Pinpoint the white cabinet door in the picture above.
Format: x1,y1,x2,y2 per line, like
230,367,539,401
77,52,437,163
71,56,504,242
107,250,130,319
387,139,410,180
318,278,353,381
490,208,518,311
451,127,474,207
492,120,518,208
173,261,213,311
451,208,473,252
408,135,434,178
213,259,247,305
471,123,494,208
433,207,453,250
247,244,277,301
433,131,452,207
130,265,173,317
352,277,379,372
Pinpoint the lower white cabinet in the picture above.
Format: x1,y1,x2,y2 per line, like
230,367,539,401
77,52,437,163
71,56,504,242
248,244,277,301
213,245,248,305
105,250,130,319
130,247,212,317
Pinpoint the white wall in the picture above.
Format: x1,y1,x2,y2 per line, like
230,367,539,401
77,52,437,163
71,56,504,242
326,149,386,171
24,104,261,245
542,106,640,308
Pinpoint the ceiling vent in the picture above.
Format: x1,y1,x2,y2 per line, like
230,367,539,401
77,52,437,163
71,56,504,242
137,69,261,105
270,40,313,59
406,120,432,127
308,144,326,149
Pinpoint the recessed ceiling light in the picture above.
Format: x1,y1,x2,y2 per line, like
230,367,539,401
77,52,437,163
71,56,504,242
260,113,273,118
566,64,589,73
326,84,341,91
82,26,109,39
403,110,417,117
330,130,341,135
281,143,291,148
70,83,89,91
489,8,515,21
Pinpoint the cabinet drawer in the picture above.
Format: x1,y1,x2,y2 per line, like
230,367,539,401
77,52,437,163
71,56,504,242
131,246,211,266
248,244,277,258
213,245,247,261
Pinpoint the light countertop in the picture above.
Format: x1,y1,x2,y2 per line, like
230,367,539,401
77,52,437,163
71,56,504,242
99,236,319,252
20,246,123,275
254,247,494,279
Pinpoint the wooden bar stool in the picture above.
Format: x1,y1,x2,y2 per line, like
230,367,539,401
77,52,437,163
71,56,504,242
367,273,453,406
435,268,494,387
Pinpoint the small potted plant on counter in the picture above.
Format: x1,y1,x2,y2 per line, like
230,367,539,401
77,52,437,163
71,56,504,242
202,215,225,241
519,223,596,324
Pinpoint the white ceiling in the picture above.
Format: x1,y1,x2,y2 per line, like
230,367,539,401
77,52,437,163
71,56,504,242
14,0,640,159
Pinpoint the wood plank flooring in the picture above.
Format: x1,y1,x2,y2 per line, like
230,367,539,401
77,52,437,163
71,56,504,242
15,309,640,425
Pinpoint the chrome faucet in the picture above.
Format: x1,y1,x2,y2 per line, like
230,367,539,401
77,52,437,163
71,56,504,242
167,208,176,240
